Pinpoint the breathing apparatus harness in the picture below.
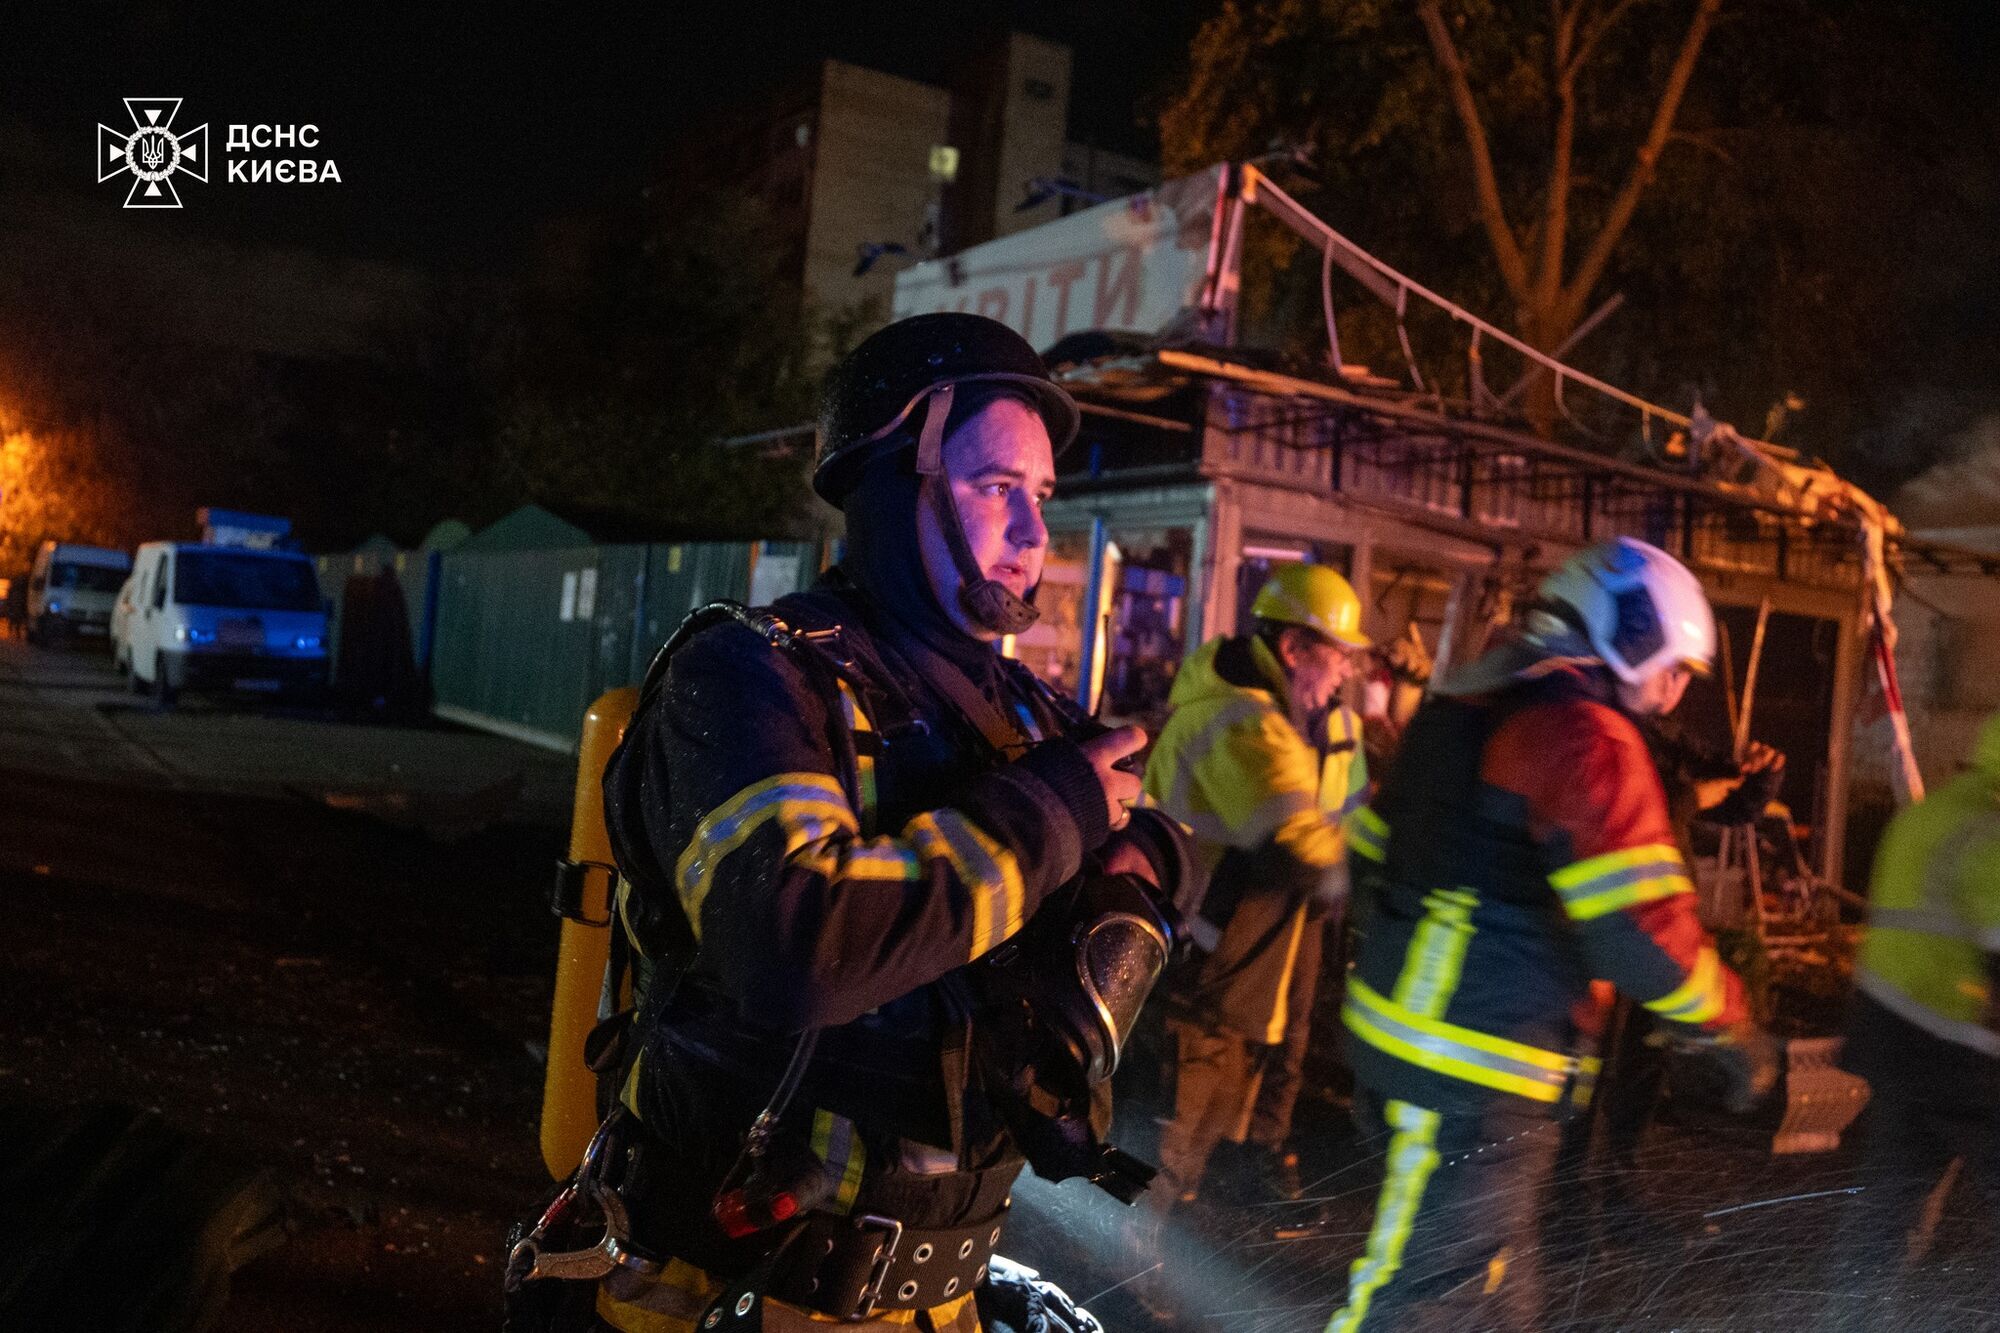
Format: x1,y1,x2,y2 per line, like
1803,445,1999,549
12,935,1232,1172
507,596,1172,1326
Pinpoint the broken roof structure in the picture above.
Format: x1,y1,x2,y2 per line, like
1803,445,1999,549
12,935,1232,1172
893,161,1991,896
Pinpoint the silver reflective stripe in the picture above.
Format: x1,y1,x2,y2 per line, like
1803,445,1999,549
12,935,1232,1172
1856,969,2000,1059
1156,696,1268,831
1870,905,1977,941
1347,981,1573,1093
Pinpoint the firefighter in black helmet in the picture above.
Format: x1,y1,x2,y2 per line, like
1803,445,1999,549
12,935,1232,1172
571,314,1196,1332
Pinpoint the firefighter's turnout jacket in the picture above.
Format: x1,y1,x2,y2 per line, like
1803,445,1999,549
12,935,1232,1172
1856,767,2000,1064
596,578,1114,1331
1344,654,1748,1116
1144,633,1365,1044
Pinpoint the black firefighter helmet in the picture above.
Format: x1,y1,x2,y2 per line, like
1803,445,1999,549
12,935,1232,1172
813,312,1080,506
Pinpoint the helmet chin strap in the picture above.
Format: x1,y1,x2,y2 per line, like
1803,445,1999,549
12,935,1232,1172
914,384,1042,637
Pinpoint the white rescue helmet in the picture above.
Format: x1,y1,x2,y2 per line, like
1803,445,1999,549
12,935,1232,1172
1538,537,1716,685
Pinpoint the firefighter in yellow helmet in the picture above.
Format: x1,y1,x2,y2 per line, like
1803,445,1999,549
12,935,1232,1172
1142,562,1372,1210
1824,710,2000,1323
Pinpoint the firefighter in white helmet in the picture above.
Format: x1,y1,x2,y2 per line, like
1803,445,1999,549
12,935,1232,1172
1142,562,1373,1212
1325,537,1778,1331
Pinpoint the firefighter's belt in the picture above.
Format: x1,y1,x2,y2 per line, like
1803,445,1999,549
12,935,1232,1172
1343,977,1601,1104
761,1204,1008,1321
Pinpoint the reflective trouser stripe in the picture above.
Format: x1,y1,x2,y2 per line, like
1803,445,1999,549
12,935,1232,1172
1263,905,1311,1045
1324,1100,1441,1333
1344,978,1589,1104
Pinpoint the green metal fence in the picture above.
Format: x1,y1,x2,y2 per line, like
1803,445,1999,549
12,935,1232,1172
428,540,819,752
315,545,442,708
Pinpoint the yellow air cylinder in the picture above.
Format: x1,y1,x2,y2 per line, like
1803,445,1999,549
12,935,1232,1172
540,686,640,1179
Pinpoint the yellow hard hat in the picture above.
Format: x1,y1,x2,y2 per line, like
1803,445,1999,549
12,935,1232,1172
1974,710,2000,780
1250,562,1370,649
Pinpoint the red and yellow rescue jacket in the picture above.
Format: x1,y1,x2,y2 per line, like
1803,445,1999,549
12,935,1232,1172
1343,662,1747,1114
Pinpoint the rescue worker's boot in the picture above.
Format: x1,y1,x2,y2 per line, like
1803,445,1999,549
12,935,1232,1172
1256,1146,1306,1202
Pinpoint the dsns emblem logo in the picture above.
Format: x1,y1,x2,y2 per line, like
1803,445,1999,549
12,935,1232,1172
98,98,209,208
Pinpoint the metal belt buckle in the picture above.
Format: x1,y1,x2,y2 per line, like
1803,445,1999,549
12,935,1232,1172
843,1214,905,1321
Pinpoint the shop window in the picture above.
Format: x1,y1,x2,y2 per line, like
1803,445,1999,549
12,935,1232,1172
1009,529,1092,699
1098,526,1197,728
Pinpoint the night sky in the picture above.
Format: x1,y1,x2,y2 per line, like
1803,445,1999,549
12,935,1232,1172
1,2,1207,267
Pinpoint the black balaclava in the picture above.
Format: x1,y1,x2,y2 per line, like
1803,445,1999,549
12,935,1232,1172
836,384,1048,696
838,385,1043,676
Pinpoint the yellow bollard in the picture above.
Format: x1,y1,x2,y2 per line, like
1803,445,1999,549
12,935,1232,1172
540,686,640,1180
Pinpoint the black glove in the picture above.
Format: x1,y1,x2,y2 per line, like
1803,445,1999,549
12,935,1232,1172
977,1255,1103,1333
1094,806,1204,921
1665,1020,1781,1114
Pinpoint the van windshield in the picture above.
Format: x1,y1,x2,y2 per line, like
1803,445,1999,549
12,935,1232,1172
52,563,129,593
174,551,321,612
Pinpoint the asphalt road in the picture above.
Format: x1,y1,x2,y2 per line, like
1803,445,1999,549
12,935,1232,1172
0,635,574,825
0,635,571,1331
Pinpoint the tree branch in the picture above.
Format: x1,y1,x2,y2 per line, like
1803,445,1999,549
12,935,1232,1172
1569,0,1645,80
1563,0,1723,318
1540,2,1584,315
1416,0,1533,304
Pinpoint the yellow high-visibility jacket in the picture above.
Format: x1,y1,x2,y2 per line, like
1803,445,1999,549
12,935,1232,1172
1858,770,2000,1059
1143,634,1365,1043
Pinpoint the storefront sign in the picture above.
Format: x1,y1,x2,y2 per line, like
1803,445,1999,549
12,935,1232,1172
893,165,1229,351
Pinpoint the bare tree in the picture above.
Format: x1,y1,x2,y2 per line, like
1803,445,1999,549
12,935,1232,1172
1415,0,1724,428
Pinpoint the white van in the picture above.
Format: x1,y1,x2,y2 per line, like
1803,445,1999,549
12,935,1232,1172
27,541,133,643
113,541,330,706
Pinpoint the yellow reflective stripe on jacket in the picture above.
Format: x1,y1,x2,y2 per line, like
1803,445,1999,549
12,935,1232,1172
1392,889,1479,1018
903,808,1026,960
1643,945,1727,1024
1348,805,1389,862
1547,842,1692,921
810,1109,867,1214
675,773,861,933
683,772,1077,953
1343,977,1593,1103
1326,1099,1441,1333
834,679,879,833
1273,802,1345,869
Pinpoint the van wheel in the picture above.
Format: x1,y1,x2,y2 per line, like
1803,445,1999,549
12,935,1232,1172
153,654,178,709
